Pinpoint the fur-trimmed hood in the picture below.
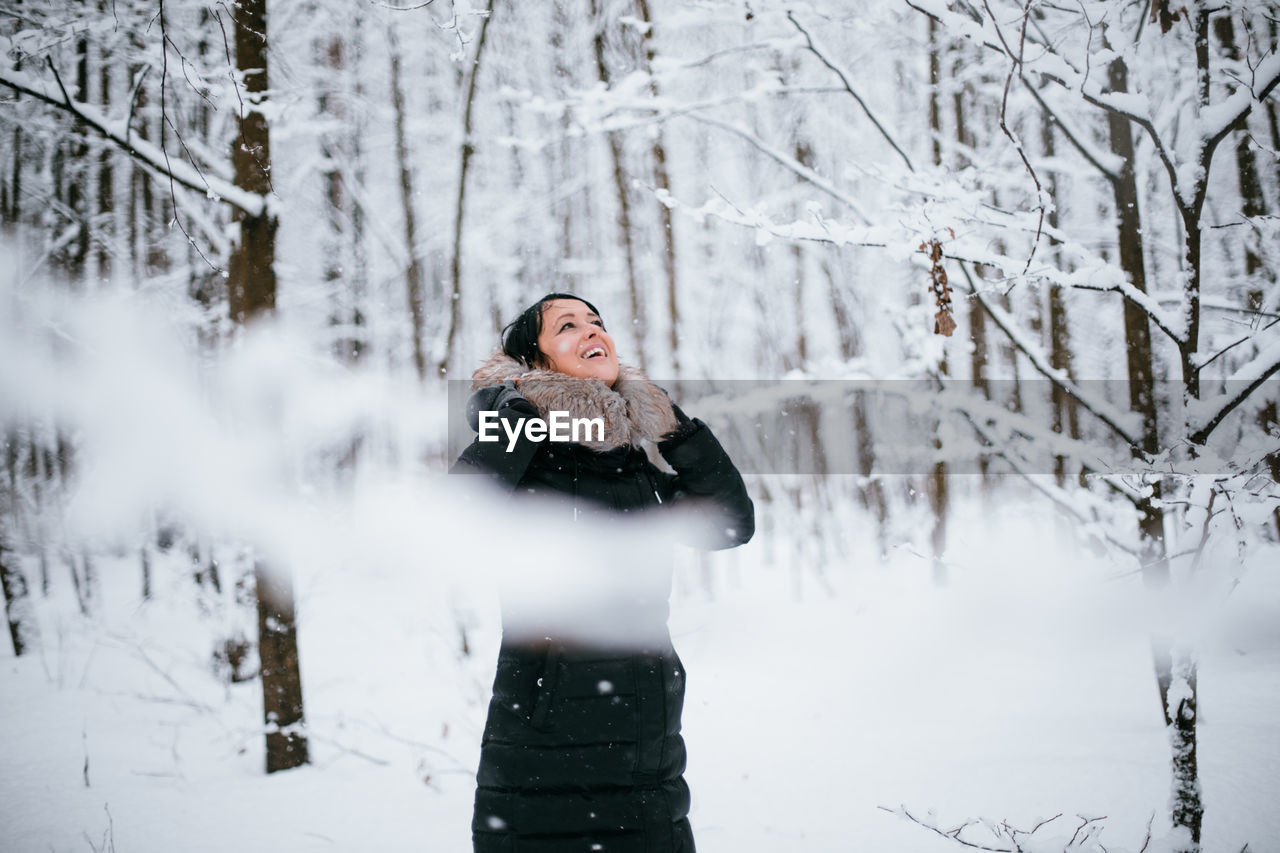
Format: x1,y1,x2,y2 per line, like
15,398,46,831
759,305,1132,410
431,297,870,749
471,351,678,451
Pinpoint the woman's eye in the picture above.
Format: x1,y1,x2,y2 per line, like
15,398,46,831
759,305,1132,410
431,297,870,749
560,322,573,331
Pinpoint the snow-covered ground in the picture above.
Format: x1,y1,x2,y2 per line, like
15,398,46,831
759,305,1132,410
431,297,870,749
3,276,1277,851
4,493,1277,853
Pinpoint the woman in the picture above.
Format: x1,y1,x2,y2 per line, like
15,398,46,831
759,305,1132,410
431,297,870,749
453,294,754,853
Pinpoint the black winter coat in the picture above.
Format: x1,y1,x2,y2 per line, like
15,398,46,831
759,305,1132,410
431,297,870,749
452,354,754,853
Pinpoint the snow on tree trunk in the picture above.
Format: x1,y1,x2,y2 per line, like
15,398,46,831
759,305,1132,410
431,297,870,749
0,527,40,657
228,0,308,774
388,26,427,381
591,0,646,371
229,0,277,324
440,0,494,379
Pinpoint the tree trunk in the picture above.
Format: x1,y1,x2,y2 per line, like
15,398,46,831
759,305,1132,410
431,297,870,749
53,33,90,278
5,123,20,222
228,0,277,324
969,284,989,398
1260,402,1280,539
65,549,95,616
1105,40,1199,849
1040,111,1079,488
229,0,307,774
825,259,858,362
319,33,365,366
27,432,51,597
999,285,1023,414
954,66,988,407
388,27,426,380
1105,53,1161,459
0,526,40,656
1269,17,1280,192
635,0,679,374
440,0,494,379
140,544,151,602
928,17,947,586
1213,16,1265,277
72,32,91,279
347,15,369,363
591,0,646,369
255,559,308,772
928,17,942,166
854,394,888,560
94,29,113,285
0,47,20,220
792,136,813,368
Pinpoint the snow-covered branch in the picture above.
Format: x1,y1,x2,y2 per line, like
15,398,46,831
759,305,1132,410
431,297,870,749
679,112,871,223
961,271,1142,446
786,11,916,172
882,803,1143,852
1190,336,1280,445
933,381,1138,481
905,0,1179,212
1199,50,1280,172
1024,81,1121,180
661,192,884,249
0,63,267,219
1063,278,1186,346
1071,84,1184,212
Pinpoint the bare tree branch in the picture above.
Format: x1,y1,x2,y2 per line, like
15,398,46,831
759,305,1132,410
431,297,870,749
157,0,217,271
1190,338,1280,444
787,11,916,172
1024,81,1120,181
680,111,871,223
1062,278,1186,345
980,0,1045,274
0,64,266,217
439,0,494,378
880,805,1017,852
958,264,1142,445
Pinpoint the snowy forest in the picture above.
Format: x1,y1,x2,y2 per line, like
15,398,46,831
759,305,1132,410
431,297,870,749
2,0,1279,850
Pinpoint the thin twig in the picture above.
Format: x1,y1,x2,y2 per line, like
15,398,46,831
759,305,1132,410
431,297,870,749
156,0,217,271
1137,812,1155,853
1023,81,1117,180
958,263,1141,445
124,64,150,149
681,111,871,223
304,731,390,767
370,0,437,9
981,0,1045,275
1029,813,1064,834
786,11,915,172
1195,316,1280,372
1190,357,1280,444
880,805,1016,852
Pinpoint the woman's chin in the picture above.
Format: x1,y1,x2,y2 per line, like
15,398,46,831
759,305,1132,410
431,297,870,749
573,362,619,385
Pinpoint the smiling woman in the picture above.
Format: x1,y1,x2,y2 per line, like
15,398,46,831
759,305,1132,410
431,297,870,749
535,298,620,384
451,293,755,853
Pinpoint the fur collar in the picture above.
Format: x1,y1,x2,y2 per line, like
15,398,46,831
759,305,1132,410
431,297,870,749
471,351,678,451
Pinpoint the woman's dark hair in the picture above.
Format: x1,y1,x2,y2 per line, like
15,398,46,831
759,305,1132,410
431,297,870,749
502,293,604,367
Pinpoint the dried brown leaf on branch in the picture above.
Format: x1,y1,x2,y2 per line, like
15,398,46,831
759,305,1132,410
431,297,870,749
922,237,956,337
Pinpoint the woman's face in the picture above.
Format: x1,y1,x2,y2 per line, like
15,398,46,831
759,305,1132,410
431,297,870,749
536,298,620,385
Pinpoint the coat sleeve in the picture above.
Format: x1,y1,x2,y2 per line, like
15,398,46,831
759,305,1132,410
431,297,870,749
449,385,543,491
656,412,755,550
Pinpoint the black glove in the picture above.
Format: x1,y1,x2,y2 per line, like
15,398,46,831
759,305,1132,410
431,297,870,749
659,400,704,450
467,380,536,433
